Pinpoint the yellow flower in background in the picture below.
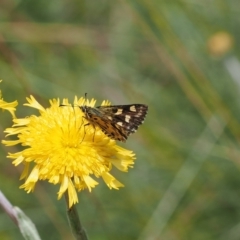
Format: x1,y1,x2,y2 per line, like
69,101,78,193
2,95,135,207
0,80,18,117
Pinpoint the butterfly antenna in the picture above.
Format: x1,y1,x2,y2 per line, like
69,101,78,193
83,93,87,106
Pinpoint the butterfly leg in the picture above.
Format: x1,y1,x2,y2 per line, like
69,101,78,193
91,124,96,142
80,124,87,144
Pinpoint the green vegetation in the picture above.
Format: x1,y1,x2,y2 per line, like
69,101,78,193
0,1,240,239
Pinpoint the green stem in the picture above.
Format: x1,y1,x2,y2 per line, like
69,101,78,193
64,193,88,240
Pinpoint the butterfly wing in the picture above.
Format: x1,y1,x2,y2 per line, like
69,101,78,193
96,104,148,141
86,114,129,141
80,104,148,142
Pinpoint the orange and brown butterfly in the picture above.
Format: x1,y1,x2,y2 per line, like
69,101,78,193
79,99,148,142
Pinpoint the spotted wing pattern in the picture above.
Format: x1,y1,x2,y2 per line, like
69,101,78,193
79,104,148,142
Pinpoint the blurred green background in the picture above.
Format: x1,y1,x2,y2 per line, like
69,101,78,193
1,0,240,239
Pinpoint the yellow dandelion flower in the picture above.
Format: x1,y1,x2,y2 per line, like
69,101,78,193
0,80,18,117
2,95,136,207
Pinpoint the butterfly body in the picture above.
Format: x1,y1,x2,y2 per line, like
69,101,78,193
80,104,148,142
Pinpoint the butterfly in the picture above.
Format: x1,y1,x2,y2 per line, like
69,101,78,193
79,102,148,142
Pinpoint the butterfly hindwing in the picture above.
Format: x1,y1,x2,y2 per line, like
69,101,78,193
84,114,128,141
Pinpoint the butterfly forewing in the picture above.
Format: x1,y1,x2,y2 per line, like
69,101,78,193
80,104,148,142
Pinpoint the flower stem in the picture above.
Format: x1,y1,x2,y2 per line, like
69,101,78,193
64,193,88,240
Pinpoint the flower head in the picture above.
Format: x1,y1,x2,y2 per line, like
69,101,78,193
0,80,18,117
2,96,135,207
